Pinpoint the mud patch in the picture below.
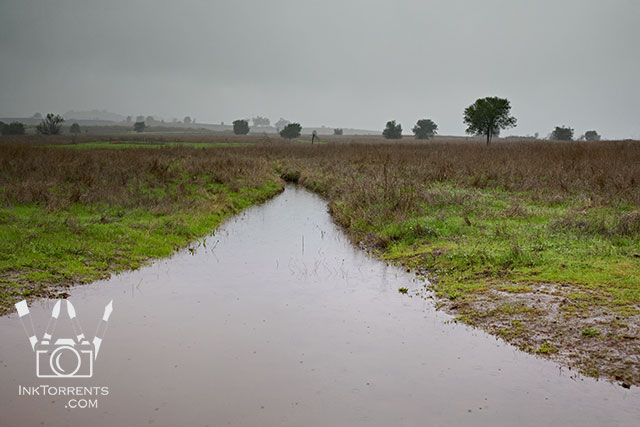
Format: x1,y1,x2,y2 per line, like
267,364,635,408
422,281,640,388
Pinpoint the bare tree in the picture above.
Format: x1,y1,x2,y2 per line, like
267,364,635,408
36,113,65,135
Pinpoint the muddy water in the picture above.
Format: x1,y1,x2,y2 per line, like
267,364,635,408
0,186,638,427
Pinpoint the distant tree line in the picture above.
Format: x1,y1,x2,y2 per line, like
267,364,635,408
379,97,516,144
378,97,604,144
227,117,305,138
1,113,66,136
0,106,607,143
0,121,26,135
547,127,601,141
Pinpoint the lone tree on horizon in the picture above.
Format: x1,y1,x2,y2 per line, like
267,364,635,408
584,130,601,141
36,113,64,135
412,119,438,140
463,97,516,146
134,121,146,133
551,126,574,141
280,123,301,139
382,120,402,139
233,119,250,135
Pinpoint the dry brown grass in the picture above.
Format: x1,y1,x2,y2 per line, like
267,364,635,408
2,134,639,213
0,133,282,146
270,138,640,205
0,143,275,211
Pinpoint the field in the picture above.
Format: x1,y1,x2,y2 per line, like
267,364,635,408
52,141,254,149
1,134,639,386
0,139,283,309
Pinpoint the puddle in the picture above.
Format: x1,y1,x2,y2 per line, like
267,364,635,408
0,186,638,426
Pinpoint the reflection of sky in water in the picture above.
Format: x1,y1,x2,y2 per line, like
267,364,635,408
1,186,638,427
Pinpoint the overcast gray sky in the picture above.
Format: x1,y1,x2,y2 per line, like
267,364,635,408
1,0,639,138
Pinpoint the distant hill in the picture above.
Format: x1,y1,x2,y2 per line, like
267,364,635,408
63,109,125,122
1,110,381,136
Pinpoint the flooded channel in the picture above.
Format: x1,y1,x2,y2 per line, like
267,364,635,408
1,186,638,426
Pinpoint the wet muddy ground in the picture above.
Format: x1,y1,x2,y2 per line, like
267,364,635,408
429,282,640,388
0,187,638,426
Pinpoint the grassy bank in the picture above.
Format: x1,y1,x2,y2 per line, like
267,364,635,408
0,143,282,314
272,140,640,386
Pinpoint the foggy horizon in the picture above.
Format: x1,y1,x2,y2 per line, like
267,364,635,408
1,0,639,139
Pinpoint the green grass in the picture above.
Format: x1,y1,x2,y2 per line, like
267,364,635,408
581,327,601,338
50,140,254,150
335,180,639,384
0,180,282,312
536,341,558,355
337,182,640,314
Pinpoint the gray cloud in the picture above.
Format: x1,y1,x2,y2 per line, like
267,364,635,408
1,0,639,138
